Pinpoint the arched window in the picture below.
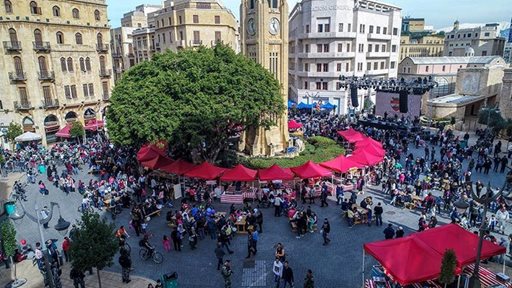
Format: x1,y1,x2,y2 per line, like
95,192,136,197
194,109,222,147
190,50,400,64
60,57,67,72
52,6,60,17
4,0,12,13
56,31,64,44
34,29,42,45
85,57,91,71
75,32,83,45
8,28,17,43
67,57,74,72
94,9,100,21
79,57,85,71
96,33,103,45
38,56,47,73
99,56,106,72
13,56,23,74
29,1,39,14
72,8,79,19
267,0,278,9
249,0,255,9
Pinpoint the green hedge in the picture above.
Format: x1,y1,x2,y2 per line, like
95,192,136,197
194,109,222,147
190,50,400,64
240,136,344,169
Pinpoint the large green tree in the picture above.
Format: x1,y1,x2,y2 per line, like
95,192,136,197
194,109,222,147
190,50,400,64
70,121,85,142
5,122,23,146
107,44,284,162
69,212,117,288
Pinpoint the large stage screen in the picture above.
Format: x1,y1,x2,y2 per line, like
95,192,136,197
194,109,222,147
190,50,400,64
375,91,421,118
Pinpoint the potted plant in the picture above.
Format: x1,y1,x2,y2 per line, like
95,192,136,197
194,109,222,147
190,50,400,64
439,249,457,288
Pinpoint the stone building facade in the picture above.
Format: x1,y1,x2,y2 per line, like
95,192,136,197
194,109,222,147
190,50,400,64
443,21,506,57
499,68,512,120
0,0,113,145
399,34,444,61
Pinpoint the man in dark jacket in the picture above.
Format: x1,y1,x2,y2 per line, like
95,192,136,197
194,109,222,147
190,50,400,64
383,224,395,239
118,250,132,283
395,226,405,238
70,266,85,288
321,218,331,245
281,261,294,288
215,242,226,270
374,203,383,226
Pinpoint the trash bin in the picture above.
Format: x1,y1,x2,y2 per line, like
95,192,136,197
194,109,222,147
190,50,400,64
4,201,16,216
161,272,178,288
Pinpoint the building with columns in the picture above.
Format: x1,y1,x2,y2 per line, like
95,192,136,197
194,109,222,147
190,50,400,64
0,0,113,145
288,0,402,115
238,0,289,156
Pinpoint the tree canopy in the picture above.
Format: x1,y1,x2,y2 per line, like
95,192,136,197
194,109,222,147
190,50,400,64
70,121,84,139
6,122,23,144
107,44,284,162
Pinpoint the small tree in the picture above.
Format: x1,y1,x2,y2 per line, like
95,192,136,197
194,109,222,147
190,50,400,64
70,121,85,143
439,249,457,288
69,212,118,288
1,220,17,277
5,122,23,148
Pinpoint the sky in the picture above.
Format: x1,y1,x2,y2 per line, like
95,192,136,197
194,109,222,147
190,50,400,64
106,0,511,29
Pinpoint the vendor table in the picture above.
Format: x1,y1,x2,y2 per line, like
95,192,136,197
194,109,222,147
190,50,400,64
235,216,247,234
221,194,244,204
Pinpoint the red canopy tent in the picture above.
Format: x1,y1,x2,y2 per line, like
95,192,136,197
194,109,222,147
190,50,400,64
140,154,173,170
353,144,385,158
349,151,384,166
337,128,366,143
55,125,71,138
355,137,383,149
220,164,257,182
160,159,195,176
184,162,226,180
258,164,294,181
84,119,104,131
288,120,303,130
320,155,347,173
290,160,332,179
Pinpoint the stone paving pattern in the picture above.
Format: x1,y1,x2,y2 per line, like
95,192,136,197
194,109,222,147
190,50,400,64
3,130,512,288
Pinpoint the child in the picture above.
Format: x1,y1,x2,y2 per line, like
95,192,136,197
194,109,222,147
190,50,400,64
162,235,171,252
489,214,497,231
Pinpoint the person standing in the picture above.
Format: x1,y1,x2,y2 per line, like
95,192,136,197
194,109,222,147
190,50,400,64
321,218,331,246
171,227,181,252
118,249,132,283
221,260,232,288
383,224,395,240
320,183,329,207
62,236,71,262
272,257,283,288
215,242,226,270
245,230,256,259
374,203,383,226
304,269,315,288
281,261,294,288
69,266,85,288
255,208,263,233
274,194,283,217
395,226,405,238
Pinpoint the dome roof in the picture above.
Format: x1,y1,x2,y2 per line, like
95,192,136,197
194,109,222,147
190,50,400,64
464,46,475,56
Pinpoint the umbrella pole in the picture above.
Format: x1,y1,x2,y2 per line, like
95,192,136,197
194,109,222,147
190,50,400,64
361,249,365,288
457,275,461,288
503,254,506,274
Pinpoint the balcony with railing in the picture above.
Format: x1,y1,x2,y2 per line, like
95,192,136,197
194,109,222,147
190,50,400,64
3,41,22,52
14,100,32,111
96,43,109,53
33,41,51,52
38,71,55,81
9,72,26,82
102,93,110,101
43,99,59,109
191,39,202,46
99,69,112,78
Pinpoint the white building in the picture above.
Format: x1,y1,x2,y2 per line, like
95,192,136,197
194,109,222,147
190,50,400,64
443,22,506,57
288,0,401,114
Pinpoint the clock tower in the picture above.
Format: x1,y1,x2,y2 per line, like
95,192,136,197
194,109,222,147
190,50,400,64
240,0,289,156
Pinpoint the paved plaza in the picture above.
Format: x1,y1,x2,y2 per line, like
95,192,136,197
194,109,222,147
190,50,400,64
3,131,512,288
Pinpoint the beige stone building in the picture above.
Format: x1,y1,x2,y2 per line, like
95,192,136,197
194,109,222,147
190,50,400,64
399,34,444,61
0,0,113,145
443,21,506,57
499,68,512,120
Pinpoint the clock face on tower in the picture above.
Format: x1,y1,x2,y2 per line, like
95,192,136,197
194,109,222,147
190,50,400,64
269,17,280,35
247,18,256,36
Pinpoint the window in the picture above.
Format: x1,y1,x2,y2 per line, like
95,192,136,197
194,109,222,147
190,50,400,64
102,82,109,97
305,44,310,53
391,45,397,53
94,9,100,21
390,61,395,69
316,63,322,72
215,16,220,24
317,24,323,33
13,56,23,74
8,28,17,43
316,82,322,90
56,32,64,44
38,56,47,73
43,86,51,101
64,85,71,99
85,57,91,71
357,62,363,72
442,65,446,72
347,24,351,32
193,15,199,24
393,28,398,35
376,26,381,34
72,8,79,19
368,44,373,52
317,44,323,53
97,33,103,45
323,63,328,72
99,56,106,72
178,16,182,24
193,31,200,42
380,61,385,69
83,84,89,97
268,0,278,9
305,25,310,33
338,23,343,32
4,0,12,13
34,29,42,45
67,57,73,72
346,43,350,52
322,82,328,90
19,87,28,103
79,57,85,71
425,65,429,72
381,44,386,52
359,24,365,33
369,25,374,33
383,27,387,34
30,1,40,15
304,63,309,72
375,44,379,52
71,85,77,98
52,6,60,16
304,81,308,89
338,43,342,52
88,84,94,96
75,33,83,44
482,51,487,56
358,44,364,53
60,57,66,72
215,31,221,43
373,62,378,70
323,44,329,52
337,63,342,72
249,0,255,9
346,62,350,72
367,62,371,71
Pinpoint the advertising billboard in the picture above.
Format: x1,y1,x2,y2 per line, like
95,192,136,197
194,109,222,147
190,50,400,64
375,91,422,118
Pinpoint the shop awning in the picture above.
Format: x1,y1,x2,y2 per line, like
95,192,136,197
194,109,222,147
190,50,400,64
288,100,296,109
160,159,195,176
220,164,257,182
290,160,332,179
321,102,337,110
184,162,226,180
55,125,71,138
15,131,42,142
140,154,173,170
297,102,313,109
84,119,104,131
258,164,294,181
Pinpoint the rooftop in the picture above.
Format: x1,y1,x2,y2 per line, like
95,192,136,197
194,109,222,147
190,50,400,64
407,56,502,65
428,94,485,106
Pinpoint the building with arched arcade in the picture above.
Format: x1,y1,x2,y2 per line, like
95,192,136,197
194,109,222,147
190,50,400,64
0,0,113,146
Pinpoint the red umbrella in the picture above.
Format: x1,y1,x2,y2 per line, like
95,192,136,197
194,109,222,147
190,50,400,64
349,151,384,166
288,120,303,130
258,164,294,181
220,164,257,182
184,162,226,180
84,119,104,131
160,159,195,176
290,161,332,179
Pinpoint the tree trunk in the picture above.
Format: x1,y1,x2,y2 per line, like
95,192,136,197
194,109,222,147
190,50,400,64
96,267,102,288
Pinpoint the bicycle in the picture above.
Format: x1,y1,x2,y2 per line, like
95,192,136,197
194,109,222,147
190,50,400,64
139,247,163,264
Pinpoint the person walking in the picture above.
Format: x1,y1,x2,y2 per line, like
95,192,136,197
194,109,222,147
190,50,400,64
274,194,283,217
69,266,85,288
62,236,71,262
118,249,132,283
215,242,226,270
221,260,233,288
273,257,283,288
321,218,331,246
320,183,329,207
304,269,315,288
281,261,294,288
245,230,256,259
374,203,383,226
171,227,181,252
